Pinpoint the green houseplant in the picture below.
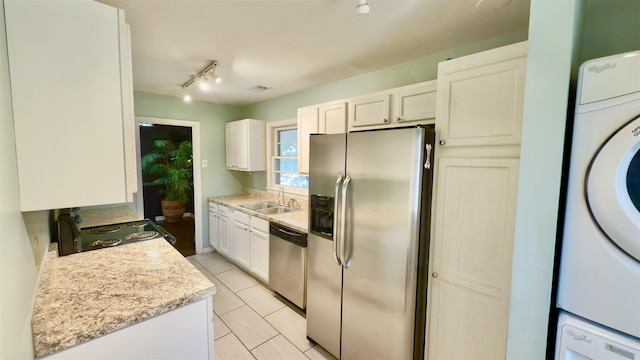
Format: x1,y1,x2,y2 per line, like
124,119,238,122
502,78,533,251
141,139,193,222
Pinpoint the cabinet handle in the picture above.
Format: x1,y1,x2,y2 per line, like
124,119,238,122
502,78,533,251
396,116,402,122
383,118,389,123
439,140,445,146
432,272,438,278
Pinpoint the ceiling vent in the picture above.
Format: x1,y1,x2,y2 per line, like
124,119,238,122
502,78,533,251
247,85,270,93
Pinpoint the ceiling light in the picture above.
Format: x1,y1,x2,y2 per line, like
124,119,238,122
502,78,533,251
356,0,370,15
182,86,192,103
180,60,221,101
198,75,210,91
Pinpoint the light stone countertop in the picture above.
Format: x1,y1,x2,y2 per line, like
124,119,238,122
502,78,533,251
209,191,308,233
77,206,142,229
32,239,215,358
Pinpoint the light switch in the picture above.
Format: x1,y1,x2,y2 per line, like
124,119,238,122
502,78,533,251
202,159,208,168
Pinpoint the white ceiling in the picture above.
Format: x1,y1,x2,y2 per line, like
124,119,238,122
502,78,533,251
97,0,530,106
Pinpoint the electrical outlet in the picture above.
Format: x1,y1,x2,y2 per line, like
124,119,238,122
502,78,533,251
202,159,208,168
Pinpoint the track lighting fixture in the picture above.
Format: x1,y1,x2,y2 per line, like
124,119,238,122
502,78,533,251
356,0,370,14
180,60,221,102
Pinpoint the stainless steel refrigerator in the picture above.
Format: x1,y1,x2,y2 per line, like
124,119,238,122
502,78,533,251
306,126,434,360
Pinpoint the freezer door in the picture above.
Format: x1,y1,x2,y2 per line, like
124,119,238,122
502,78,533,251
306,133,346,358
341,127,427,360
306,233,342,358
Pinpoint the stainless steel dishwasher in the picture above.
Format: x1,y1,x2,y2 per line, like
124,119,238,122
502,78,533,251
269,222,307,309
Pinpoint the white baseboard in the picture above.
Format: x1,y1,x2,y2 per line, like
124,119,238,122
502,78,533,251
201,247,213,254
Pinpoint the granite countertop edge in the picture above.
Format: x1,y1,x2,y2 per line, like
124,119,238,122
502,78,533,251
208,193,308,233
32,240,216,358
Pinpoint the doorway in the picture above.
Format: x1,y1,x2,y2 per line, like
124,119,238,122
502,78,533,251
135,116,203,256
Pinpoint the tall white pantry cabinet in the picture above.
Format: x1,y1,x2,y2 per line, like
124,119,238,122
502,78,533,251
426,41,527,360
4,0,137,211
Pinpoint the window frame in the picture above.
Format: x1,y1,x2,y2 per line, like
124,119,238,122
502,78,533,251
266,119,308,197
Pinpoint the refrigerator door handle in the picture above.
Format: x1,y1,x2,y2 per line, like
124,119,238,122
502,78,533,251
333,174,344,266
340,175,351,268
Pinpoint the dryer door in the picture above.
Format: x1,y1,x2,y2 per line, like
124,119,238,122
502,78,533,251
586,114,640,261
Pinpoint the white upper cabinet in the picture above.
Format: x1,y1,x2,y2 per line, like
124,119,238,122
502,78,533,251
319,101,347,134
5,0,136,211
297,106,319,175
436,42,527,149
225,119,266,172
348,93,391,129
392,81,437,124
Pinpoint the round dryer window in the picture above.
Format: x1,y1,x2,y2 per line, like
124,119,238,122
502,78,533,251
586,114,640,262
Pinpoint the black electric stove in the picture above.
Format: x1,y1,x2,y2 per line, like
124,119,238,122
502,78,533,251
58,218,176,256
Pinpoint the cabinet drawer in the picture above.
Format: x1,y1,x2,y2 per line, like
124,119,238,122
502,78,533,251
233,210,250,225
251,217,269,233
218,205,229,217
208,202,218,212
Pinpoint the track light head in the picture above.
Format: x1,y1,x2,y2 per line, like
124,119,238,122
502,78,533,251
356,0,370,14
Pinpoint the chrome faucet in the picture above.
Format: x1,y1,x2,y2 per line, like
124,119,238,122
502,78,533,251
278,186,285,205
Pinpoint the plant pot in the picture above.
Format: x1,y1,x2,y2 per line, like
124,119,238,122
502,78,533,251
161,199,185,223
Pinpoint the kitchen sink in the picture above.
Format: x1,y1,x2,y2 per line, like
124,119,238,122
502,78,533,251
240,201,278,210
255,206,297,215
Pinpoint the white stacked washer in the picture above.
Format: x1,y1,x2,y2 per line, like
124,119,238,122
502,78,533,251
557,50,640,358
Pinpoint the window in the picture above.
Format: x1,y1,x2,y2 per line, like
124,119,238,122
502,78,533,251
267,120,308,195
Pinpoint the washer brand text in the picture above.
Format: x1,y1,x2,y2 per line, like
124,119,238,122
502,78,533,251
587,63,617,73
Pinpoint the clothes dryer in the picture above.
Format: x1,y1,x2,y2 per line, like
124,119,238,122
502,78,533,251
557,50,640,339
555,311,640,360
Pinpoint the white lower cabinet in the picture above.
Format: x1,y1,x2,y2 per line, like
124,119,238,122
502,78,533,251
44,297,214,359
231,211,251,269
208,202,219,250
213,205,270,283
217,206,231,256
250,217,270,282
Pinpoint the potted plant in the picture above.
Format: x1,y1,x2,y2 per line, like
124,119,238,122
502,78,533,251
141,139,193,222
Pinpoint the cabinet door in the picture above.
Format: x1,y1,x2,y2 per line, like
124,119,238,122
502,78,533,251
250,217,270,282
250,229,269,282
319,102,346,134
217,208,230,256
393,81,436,124
232,221,251,269
208,205,218,250
348,93,391,129
234,120,249,170
225,123,235,169
5,0,129,211
297,106,319,174
436,42,527,148
427,157,519,360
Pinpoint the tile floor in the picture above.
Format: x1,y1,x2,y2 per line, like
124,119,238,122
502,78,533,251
186,252,337,360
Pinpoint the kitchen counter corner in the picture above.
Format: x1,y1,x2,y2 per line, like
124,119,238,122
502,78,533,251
32,239,215,358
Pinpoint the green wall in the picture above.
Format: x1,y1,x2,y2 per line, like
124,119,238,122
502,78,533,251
132,91,247,247
244,31,528,123
0,0,51,357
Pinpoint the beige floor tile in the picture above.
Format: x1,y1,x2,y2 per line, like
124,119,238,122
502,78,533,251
198,267,222,285
193,251,218,261
186,256,203,269
251,335,308,360
216,269,257,292
213,313,231,340
201,256,236,274
305,345,339,360
236,285,285,317
221,305,279,350
213,284,245,315
214,333,255,360
265,306,314,352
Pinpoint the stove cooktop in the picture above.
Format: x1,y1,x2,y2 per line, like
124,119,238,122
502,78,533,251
77,219,176,253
